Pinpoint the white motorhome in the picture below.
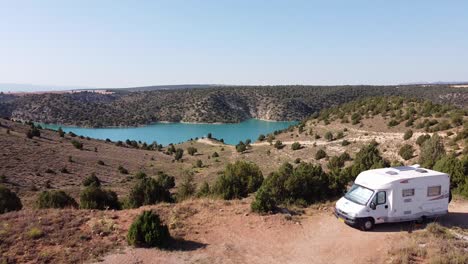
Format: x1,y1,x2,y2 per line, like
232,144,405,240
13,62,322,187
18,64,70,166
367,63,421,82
335,165,450,231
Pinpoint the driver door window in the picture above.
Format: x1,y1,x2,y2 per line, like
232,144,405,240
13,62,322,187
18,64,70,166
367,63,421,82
374,191,386,205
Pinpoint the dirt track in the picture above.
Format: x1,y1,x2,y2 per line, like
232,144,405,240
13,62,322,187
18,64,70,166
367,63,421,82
96,200,468,264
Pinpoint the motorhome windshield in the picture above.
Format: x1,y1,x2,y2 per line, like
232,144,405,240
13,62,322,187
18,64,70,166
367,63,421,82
344,184,374,205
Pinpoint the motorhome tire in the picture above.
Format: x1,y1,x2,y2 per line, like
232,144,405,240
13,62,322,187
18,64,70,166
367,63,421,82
362,218,374,231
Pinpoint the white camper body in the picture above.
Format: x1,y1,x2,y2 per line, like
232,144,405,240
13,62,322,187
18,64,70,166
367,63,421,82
335,165,450,230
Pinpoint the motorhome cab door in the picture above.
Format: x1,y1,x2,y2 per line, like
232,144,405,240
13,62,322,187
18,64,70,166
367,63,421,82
370,190,388,224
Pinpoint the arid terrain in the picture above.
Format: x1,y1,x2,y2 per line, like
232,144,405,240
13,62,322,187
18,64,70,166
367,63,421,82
0,96,467,263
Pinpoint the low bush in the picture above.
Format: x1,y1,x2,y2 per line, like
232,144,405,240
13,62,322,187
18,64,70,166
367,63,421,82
403,129,413,140
236,141,247,153
196,181,211,197
324,131,334,141
416,134,431,146
341,139,350,146
97,160,105,165
176,171,196,201
174,148,184,161
274,140,285,149
79,186,120,210
212,152,219,158
291,142,301,150
118,165,129,174
126,176,173,208
127,211,170,248
82,173,101,187
315,149,327,160
0,185,22,213
252,162,343,213
187,147,197,156
399,144,414,160
36,190,78,209
213,160,263,200
71,140,83,150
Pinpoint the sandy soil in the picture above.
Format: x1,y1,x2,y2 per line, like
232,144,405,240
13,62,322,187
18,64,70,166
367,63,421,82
97,199,468,264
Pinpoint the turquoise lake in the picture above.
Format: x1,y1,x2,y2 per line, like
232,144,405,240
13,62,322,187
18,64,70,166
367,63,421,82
40,119,298,146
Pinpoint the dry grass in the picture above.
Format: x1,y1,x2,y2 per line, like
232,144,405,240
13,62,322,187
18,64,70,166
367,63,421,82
389,223,468,264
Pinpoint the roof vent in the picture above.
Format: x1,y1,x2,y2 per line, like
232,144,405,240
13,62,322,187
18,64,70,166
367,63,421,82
416,169,428,173
385,170,399,175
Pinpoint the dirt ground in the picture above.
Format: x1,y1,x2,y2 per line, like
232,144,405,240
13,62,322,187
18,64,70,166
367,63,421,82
96,199,468,264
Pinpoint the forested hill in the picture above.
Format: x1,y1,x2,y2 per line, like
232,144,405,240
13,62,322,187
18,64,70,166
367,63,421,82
1,85,467,127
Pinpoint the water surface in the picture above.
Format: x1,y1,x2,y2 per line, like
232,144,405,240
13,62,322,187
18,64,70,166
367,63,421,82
40,119,298,145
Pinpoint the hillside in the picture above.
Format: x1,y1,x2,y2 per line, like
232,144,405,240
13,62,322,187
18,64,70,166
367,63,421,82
1,85,467,127
0,97,467,263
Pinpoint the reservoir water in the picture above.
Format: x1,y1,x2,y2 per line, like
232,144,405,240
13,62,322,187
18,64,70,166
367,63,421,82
40,119,298,146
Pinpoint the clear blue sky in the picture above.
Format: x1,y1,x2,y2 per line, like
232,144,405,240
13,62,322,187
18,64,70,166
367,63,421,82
1,0,467,91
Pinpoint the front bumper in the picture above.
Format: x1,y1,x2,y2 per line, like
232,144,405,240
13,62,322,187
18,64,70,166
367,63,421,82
334,208,357,226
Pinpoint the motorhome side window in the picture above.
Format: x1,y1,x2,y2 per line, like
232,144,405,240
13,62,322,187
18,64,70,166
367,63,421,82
427,186,441,197
402,189,415,197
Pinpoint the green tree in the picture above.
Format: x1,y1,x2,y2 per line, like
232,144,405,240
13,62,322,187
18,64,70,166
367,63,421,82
419,134,445,168
213,161,263,200
36,190,78,209
79,186,120,210
236,141,247,153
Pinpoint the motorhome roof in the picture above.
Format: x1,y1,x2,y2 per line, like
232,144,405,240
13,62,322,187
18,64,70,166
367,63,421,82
354,165,448,189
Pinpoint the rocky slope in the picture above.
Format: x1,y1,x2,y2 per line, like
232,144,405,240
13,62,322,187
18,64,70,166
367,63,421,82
1,85,468,127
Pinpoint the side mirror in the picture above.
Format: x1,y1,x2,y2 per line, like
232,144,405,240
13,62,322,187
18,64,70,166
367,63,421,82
370,202,376,210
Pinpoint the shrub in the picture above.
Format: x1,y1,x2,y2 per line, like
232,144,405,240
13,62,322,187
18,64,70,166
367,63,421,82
341,140,350,146
26,125,41,139
315,149,327,160
0,185,22,213
207,133,212,139
79,186,120,210
60,167,69,173
187,147,197,156
71,140,83,150
197,181,211,197
274,140,284,149
403,130,413,140
58,127,65,137
399,144,414,160
252,162,342,213
419,134,445,168
416,134,431,146
28,227,44,239
118,165,129,174
97,160,105,165
388,119,400,127
127,211,170,248
349,142,389,178
195,159,203,168
324,131,334,141
174,148,184,161
291,142,301,150
294,158,301,164
258,134,265,141
176,171,196,201
36,190,78,209
236,141,247,153
433,155,465,190
82,173,101,187
156,172,175,190
126,177,172,208
336,131,345,139
251,185,276,213
212,152,219,158
213,161,263,200
134,171,147,180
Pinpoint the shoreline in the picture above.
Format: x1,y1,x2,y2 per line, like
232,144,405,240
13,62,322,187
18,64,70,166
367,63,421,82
35,118,299,129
